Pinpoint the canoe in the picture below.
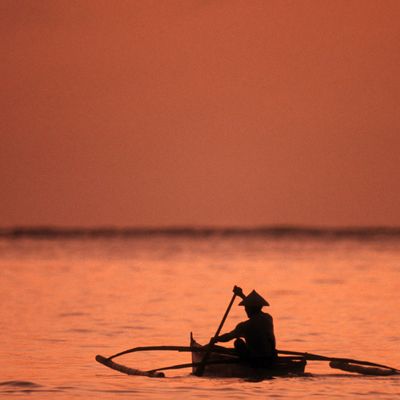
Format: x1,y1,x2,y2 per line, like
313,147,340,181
190,334,307,378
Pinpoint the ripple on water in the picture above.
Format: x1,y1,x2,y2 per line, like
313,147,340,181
0,381,42,388
0,381,42,395
0,381,67,395
58,312,90,318
67,328,94,333
313,279,345,285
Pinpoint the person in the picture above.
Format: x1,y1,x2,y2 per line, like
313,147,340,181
215,286,277,366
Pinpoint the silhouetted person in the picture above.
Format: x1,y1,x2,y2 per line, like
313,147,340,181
215,286,277,366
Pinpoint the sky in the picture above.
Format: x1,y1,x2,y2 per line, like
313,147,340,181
1,0,400,228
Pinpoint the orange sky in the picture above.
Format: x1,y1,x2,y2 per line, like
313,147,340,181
1,0,400,227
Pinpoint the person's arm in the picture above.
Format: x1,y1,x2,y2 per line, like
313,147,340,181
215,330,237,343
215,321,245,343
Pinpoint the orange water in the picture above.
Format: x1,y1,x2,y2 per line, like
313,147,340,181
0,236,399,398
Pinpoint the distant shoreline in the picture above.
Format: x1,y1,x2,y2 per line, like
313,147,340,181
1,226,400,239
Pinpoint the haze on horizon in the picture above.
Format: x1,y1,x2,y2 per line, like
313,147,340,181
1,1,400,228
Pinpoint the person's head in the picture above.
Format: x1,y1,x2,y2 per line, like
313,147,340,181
244,305,262,318
239,290,269,317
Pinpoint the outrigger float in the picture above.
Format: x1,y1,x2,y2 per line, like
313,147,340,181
96,288,399,379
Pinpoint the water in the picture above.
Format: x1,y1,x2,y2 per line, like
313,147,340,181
1,232,399,398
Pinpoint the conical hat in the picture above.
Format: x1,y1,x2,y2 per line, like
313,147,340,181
239,290,270,307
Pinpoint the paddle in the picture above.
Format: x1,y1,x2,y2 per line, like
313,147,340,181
194,287,239,376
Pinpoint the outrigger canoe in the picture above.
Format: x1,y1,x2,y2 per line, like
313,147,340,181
95,287,400,378
96,334,399,378
95,333,399,378
190,333,307,378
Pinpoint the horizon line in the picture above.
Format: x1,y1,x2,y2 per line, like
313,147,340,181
1,224,400,239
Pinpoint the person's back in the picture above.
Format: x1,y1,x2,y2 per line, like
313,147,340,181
235,310,276,358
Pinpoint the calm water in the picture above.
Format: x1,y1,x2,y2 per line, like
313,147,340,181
1,233,399,398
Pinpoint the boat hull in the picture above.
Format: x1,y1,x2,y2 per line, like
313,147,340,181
191,334,306,378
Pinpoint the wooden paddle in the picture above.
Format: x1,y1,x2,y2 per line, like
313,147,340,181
194,288,238,376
